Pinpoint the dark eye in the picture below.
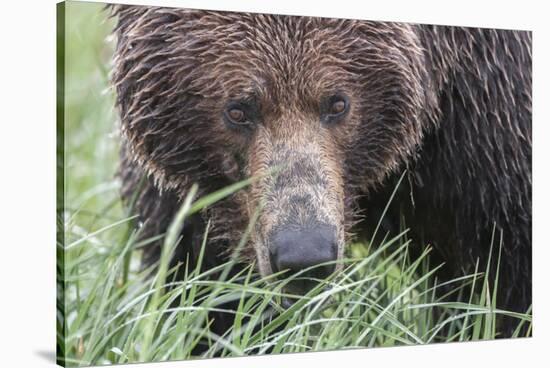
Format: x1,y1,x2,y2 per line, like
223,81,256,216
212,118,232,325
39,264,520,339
227,108,245,123
223,99,260,131
323,95,349,124
331,99,346,114
223,101,255,129
226,107,247,124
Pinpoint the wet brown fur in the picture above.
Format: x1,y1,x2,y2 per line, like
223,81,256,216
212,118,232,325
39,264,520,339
110,5,532,334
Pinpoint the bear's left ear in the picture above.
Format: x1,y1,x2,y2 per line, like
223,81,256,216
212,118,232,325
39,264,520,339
340,22,439,190
349,21,434,108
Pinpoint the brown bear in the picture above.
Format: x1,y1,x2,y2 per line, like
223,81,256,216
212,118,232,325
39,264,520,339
110,5,532,334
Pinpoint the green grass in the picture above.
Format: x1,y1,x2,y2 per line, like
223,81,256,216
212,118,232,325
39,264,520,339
57,2,532,367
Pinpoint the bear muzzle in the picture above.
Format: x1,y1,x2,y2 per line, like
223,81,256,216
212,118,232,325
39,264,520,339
268,224,338,306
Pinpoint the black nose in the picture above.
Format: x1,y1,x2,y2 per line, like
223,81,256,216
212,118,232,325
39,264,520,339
269,224,337,279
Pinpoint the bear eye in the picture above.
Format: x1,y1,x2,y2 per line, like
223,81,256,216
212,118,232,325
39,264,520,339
228,108,245,123
330,99,347,115
322,94,350,124
329,97,347,115
224,103,253,129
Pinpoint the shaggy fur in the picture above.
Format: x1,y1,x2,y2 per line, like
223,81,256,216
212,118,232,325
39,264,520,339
110,5,532,333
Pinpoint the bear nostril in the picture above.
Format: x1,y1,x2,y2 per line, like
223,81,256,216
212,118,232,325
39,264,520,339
270,253,279,274
269,224,338,278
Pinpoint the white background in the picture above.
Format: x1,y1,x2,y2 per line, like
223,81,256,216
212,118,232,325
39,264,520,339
0,0,548,367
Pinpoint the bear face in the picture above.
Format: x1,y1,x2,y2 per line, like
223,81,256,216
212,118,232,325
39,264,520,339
112,5,531,322
112,7,435,293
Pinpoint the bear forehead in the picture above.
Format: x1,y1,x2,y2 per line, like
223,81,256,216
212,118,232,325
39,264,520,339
184,11,406,65
174,11,412,102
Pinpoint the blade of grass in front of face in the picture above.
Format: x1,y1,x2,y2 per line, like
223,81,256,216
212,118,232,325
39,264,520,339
472,224,496,340
368,170,407,249
138,185,197,362
490,229,504,338
173,223,210,359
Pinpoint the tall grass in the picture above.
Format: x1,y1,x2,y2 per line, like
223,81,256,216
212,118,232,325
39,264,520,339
59,175,532,366
57,2,532,367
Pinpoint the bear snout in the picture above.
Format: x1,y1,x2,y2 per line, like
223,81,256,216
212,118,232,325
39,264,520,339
269,224,338,282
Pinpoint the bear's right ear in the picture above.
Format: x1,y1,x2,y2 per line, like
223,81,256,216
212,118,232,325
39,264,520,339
110,6,219,196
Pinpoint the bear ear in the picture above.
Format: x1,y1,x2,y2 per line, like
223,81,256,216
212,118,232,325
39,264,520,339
106,4,147,33
110,6,222,196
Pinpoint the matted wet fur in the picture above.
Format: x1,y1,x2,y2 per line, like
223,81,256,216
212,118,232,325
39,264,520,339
110,5,532,336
